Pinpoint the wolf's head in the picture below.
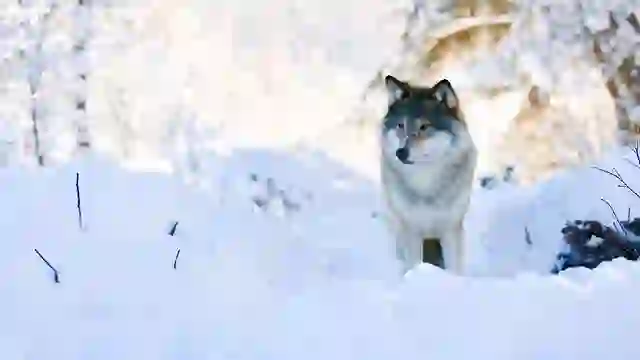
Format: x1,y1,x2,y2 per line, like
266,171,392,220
381,75,470,165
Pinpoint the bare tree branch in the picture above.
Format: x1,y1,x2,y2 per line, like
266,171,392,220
173,248,181,270
34,248,60,283
76,172,84,230
524,226,533,246
601,197,627,236
168,221,178,236
592,166,640,200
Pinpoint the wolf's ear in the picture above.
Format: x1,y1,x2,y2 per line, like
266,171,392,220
432,79,459,110
384,75,410,103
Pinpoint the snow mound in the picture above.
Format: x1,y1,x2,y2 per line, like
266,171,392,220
466,146,640,275
3,149,640,359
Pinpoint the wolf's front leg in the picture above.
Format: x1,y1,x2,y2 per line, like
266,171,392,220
395,226,423,275
442,224,466,275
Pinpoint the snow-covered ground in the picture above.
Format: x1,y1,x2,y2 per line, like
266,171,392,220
2,0,640,358
3,146,640,359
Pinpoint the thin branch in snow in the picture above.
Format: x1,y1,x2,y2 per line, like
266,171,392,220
34,249,60,284
600,197,627,236
524,226,533,246
630,139,640,165
168,221,178,236
76,172,84,230
592,166,640,200
173,248,181,270
30,90,44,166
624,140,640,170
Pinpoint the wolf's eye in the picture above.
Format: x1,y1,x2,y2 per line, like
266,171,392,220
420,124,429,131
397,123,404,129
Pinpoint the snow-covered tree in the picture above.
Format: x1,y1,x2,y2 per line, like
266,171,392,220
85,1,224,173
72,0,92,151
0,0,95,167
0,0,636,186
0,0,217,172
359,0,639,185
589,11,639,140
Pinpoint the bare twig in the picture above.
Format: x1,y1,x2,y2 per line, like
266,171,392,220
624,158,640,170
34,249,60,283
592,166,640,200
624,140,640,169
168,221,178,236
601,198,627,236
630,139,640,165
173,248,181,270
524,226,533,246
76,172,84,230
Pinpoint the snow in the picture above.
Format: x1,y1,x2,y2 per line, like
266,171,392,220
466,146,640,275
1,0,640,358
3,146,640,359
82,0,409,159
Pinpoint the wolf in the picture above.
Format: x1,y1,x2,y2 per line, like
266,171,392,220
379,75,477,275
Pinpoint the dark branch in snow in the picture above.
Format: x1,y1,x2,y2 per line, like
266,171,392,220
76,172,84,230
168,221,178,236
30,92,44,166
173,248,181,270
524,226,533,246
627,140,640,169
34,249,60,283
622,141,640,171
600,198,626,236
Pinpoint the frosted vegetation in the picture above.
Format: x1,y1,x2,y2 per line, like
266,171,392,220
0,1,639,358
0,0,636,181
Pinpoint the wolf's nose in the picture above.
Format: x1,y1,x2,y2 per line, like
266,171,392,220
396,148,409,162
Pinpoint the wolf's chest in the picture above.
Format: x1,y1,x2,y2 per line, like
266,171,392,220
384,179,468,236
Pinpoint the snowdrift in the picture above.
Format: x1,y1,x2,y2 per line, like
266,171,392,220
2,147,640,359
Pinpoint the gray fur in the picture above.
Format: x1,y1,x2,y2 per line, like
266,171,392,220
382,148,475,206
379,75,477,275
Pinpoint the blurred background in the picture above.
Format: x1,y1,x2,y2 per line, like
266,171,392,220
0,0,637,187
